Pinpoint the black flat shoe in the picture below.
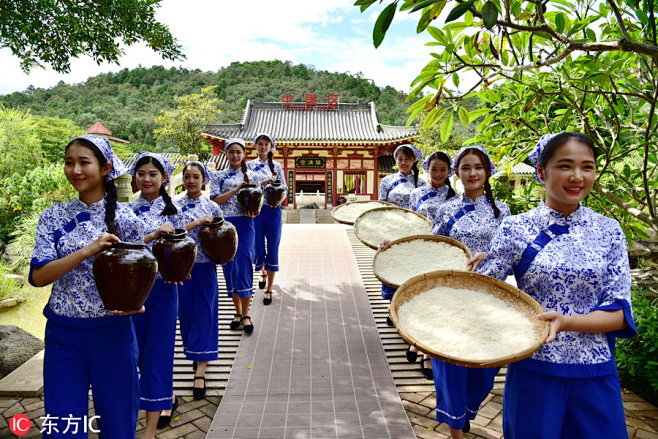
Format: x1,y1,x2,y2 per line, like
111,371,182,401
421,358,433,380
405,346,418,363
386,314,394,327
193,375,206,400
263,291,273,305
462,419,471,433
193,360,197,371
258,274,266,289
156,396,178,429
230,313,242,330
242,315,254,334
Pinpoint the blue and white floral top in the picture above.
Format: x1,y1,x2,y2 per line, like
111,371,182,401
410,184,452,219
379,171,427,210
209,167,261,218
247,158,288,198
431,195,510,253
30,199,145,318
178,194,223,264
478,203,636,378
128,196,184,249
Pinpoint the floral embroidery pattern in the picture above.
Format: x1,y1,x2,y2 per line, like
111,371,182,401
178,194,223,264
379,171,427,210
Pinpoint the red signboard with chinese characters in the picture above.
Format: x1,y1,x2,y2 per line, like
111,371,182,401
281,94,339,110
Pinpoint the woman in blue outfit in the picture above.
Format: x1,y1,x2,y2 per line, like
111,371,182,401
128,152,183,436
430,145,510,438
474,133,636,439
30,135,168,438
210,138,260,333
177,161,223,400
407,151,456,377
248,133,287,305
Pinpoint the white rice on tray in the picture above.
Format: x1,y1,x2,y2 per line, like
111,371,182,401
398,286,537,361
356,209,432,247
332,201,390,224
376,240,469,286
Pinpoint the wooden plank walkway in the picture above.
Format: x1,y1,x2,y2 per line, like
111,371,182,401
207,225,415,439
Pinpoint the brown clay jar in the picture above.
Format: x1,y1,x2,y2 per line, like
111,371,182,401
237,184,263,215
263,181,286,207
152,229,197,282
199,217,238,265
93,242,158,312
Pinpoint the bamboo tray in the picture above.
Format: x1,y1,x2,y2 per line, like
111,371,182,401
373,235,472,289
390,270,549,368
353,207,432,249
331,200,393,225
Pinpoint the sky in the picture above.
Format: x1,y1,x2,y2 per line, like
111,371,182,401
0,0,433,95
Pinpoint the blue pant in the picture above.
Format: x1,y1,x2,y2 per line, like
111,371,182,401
178,262,219,361
132,279,178,411
432,359,499,430
503,364,628,439
42,306,139,438
222,216,255,298
382,284,396,300
254,204,282,272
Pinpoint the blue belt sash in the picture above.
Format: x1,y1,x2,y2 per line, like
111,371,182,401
513,224,569,278
53,212,92,245
415,190,438,211
445,204,475,235
388,178,408,191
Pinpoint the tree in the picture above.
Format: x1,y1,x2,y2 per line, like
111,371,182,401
359,0,658,238
153,86,222,159
33,115,85,162
0,105,44,179
0,0,183,73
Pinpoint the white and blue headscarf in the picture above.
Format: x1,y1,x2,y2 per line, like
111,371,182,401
451,145,499,176
224,138,246,151
422,152,454,177
68,135,127,180
529,133,561,184
394,144,423,162
253,133,276,151
128,151,176,183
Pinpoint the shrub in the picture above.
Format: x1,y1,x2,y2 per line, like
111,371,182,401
0,261,19,301
616,287,658,405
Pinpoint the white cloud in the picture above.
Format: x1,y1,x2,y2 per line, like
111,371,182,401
0,0,431,95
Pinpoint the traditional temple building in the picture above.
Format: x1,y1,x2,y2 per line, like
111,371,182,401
202,95,418,208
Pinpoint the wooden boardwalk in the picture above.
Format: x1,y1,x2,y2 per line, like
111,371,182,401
206,225,415,439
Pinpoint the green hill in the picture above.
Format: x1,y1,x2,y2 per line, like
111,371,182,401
0,60,414,147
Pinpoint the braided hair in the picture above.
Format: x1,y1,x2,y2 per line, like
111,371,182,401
240,159,250,184
134,156,178,216
426,151,456,200
66,138,120,237
456,149,500,218
395,145,420,188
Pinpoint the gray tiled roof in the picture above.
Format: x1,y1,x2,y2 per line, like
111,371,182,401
121,152,229,172
203,99,417,143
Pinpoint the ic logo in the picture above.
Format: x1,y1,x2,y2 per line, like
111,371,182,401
9,414,31,435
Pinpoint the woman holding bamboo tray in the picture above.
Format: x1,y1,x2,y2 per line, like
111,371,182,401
248,133,287,305
177,161,223,400
210,138,260,334
378,144,426,325
430,145,510,438
475,133,636,439
407,151,457,376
